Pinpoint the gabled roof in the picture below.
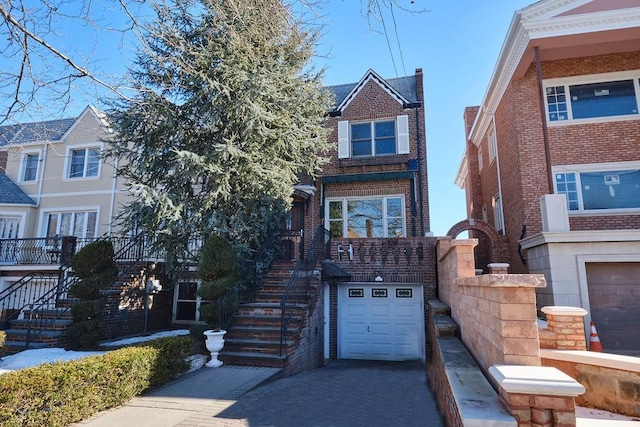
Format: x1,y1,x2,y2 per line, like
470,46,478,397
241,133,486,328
0,118,76,146
326,69,418,112
0,105,105,147
0,175,36,205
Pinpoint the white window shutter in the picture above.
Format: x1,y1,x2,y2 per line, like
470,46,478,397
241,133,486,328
397,115,410,154
337,120,349,159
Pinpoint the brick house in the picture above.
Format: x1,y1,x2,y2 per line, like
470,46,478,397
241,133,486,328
454,0,640,355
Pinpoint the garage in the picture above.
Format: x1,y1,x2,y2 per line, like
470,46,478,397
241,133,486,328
586,262,640,355
338,283,424,361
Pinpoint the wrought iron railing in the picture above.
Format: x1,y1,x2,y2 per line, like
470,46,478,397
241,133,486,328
279,226,329,356
0,236,63,265
0,272,60,328
22,233,150,348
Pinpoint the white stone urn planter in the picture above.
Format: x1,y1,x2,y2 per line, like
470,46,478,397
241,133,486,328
203,329,226,368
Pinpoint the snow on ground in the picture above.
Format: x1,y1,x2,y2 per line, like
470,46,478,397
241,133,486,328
0,329,191,375
577,406,640,425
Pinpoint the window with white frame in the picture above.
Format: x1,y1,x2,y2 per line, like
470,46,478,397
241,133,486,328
492,194,504,232
554,163,640,212
478,146,484,172
45,211,97,238
21,153,39,182
544,72,640,123
67,147,100,178
337,115,409,159
488,126,497,163
173,280,205,323
327,196,405,238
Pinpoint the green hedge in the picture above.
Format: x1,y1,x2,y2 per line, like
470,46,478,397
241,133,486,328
0,331,5,358
0,335,191,427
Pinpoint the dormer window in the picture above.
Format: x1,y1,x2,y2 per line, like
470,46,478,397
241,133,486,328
338,115,409,159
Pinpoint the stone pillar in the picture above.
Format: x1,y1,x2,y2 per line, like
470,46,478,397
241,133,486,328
540,306,588,351
488,262,510,274
490,365,585,427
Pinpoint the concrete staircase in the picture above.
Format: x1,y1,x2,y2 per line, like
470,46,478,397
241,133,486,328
220,261,313,368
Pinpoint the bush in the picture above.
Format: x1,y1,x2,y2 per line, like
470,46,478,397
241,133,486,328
70,240,115,279
0,331,5,358
66,320,102,349
0,335,190,427
70,300,101,322
196,235,239,326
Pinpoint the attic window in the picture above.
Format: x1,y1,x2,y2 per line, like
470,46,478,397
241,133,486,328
337,115,409,159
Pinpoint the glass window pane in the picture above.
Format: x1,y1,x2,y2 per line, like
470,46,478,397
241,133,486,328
73,212,86,238
352,141,371,156
351,123,371,140
375,121,395,138
46,214,58,238
86,149,100,177
329,201,342,220
386,198,402,217
570,80,638,120
580,169,640,210
347,199,383,238
375,137,396,155
86,212,97,238
60,213,72,236
24,154,38,181
387,218,403,237
329,221,343,238
175,302,197,321
70,149,85,177
178,282,198,300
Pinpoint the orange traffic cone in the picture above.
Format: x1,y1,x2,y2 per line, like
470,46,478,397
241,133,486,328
589,321,603,352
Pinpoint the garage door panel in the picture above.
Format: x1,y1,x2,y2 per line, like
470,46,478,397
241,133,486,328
347,304,367,316
371,304,391,316
587,262,640,353
370,322,391,336
338,284,424,361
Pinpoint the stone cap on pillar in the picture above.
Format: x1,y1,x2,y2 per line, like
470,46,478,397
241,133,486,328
541,306,588,317
488,263,509,274
489,365,585,397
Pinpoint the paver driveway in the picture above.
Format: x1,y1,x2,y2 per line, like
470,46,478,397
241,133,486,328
216,360,444,427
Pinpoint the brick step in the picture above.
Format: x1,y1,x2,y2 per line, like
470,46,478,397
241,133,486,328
236,303,306,317
56,298,80,308
232,315,302,329
219,351,286,368
3,340,49,355
225,326,298,342
22,308,73,321
224,338,294,355
9,318,73,331
4,328,65,340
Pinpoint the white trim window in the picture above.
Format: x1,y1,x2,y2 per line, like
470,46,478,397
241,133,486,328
338,115,409,159
544,71,640,124
173,280,205,323
20,152,40,182
488,126,497,164
327,195,405,238
66,145,101,178
554,162,640,214
492,194,504,232
478,146,484,172
45,211,98,238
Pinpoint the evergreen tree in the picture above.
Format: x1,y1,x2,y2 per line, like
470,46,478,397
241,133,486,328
107,0,332,262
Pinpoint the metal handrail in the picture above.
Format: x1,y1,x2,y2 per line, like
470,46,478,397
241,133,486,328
23,233,148,348
279,226,329,356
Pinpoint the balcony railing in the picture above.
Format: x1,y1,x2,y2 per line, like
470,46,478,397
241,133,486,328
0,237,63,265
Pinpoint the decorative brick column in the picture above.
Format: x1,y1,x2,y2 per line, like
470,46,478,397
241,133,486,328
490,365,585,427
539,306,588,351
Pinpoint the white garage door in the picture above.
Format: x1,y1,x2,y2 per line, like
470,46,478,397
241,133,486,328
338,284,424,361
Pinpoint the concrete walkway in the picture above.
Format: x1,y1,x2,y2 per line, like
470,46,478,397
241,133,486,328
73,365,282,427
73,360,443,427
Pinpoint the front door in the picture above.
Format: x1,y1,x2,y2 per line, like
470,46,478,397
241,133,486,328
281,202,305,261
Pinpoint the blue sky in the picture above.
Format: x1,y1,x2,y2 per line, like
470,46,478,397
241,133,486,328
314,0,534,235
5,0,534,236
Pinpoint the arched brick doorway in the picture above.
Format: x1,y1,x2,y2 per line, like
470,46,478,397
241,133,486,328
446,219,508,270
